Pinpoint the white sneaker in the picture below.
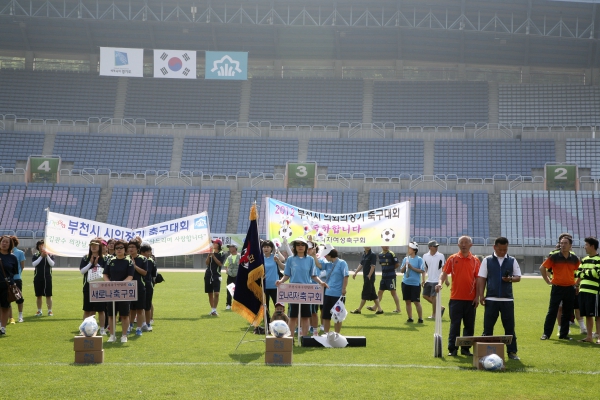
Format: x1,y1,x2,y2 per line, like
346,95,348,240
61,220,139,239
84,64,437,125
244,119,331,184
593,332,599,339
146,325,153,332
150,319,154,324
99,328,107,336
225,305,231,310
141,325,149,332
107,335,116,343
121,336,128,343
18,318,24,323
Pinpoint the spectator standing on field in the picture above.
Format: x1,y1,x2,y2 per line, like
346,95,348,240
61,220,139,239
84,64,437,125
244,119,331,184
574,237,600,344
376,246,401,314
32,239,54,317
205,239,225,316
0,235,19,335
8,236,25,323
400,242,425,323
436,236,480,357
422,240,447,320
351,247,383,314
476,237,521,361
224,244,240,310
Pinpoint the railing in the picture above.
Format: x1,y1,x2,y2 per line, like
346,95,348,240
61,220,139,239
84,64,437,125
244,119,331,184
508,175,544,190
98,118,136,134
224,121,261,137
0,167,25,175
579,176,600,191
316,173,350,188
348,123,386,138
409,175,447,190
155,171,192,186
474,123,514,138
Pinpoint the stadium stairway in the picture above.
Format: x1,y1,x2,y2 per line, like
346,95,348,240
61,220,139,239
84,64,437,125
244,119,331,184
113,77,128,119
226,190,242,233
488,82,499,124
488,193,501,238
358,192,369,214
170,137,185,171
96,187,112,223
42,132,56,155
362,79,373,124
423,141,435,175
297,138,309,162
238,80,252,123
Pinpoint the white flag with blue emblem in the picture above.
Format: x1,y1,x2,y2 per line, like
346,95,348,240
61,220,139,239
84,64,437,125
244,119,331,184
153,50,197,79
100,47,144,77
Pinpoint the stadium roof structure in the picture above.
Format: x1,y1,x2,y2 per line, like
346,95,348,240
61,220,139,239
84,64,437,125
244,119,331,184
0,0,598,68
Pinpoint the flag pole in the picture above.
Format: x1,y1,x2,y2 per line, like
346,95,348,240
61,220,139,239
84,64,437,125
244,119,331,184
261,274,268,339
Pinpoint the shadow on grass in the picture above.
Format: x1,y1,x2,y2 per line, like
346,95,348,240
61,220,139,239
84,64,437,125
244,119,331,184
350,324,420,331
229,352,263,364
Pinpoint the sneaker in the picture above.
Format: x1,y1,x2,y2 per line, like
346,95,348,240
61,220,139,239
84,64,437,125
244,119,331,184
0,327,5,335
581,327,588,335
35,311,42,317
121,336,128,343
107,335,116,343
48,311,53,317
460,350,473,356
540,334,549,340
141,325,149,332
210,311,218,316
150,319,154,325
427,315,434,319
9,318,15,324
146,325,153,332
407,318,414,323
447,349,457,356
593,332,599,339
225,305,231,310
417,319,424,323
309,326,314,335
18,318,23,323
441,307,446,317
135,328,142,336
99,328,107,336
126,326,132,335
557,329,571,337
508,352,520,360
393,310,401,314
558,336,573,341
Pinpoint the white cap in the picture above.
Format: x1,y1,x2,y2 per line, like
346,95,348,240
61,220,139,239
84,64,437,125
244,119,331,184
408,242,419,250
292,237,309,245
320,244,335,258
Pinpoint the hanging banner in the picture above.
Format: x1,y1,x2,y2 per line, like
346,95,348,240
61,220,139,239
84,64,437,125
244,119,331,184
99,47,144,77
205,51,248,80
44,211,211,257
265,198,410,247
153,49,197,79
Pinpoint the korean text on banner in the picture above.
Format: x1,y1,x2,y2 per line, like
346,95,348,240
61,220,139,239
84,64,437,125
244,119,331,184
205,51,248,80
44,211,211,257
99,47,144,77
153,50,197,79
265,198,410,247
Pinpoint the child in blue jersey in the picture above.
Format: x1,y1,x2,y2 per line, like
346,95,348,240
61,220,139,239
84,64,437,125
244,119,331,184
276,237,328,338
8,236,25,323
400,242,426,323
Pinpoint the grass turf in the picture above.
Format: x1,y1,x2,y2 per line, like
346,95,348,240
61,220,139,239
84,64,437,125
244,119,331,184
2,270,600,399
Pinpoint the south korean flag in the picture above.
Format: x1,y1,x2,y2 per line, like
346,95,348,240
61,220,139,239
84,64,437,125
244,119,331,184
153,50,197,79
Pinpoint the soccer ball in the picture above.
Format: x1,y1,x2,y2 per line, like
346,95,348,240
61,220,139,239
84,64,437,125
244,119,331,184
79,316,99,337
279,226,293,239
481,354,504,371
270,320,290,338
381,228,396,242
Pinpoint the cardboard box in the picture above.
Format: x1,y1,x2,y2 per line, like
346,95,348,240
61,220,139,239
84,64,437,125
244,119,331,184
73,335,103,352
74,350,104,364
265,336,293,352
265,351,292,365
473,342,505,370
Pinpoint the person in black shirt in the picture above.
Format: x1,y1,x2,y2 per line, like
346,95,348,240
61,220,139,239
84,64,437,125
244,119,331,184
79,239,108,335
32,239,55,316
103,239,135,343
128,240,149,336
0,235,19,335
351,247,383,314
205,239,225,316
140,243,157,331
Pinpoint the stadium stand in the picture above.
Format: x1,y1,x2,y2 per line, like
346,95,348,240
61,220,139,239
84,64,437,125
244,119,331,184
501,190,600,246
372,81,488,126
499,84,600,126
248,78,363,125
0,70,118,120
180,137,298,176
237,188,358,234
0,132,45,169
107,186,230,233
565,138,600,179
433,140,555,179
369,190,490,244
0,183,100,236
124,78,242,124
52,133,173,173
307,139,424,177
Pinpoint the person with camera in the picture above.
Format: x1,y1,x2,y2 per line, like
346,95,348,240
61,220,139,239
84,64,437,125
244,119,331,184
476,237,521,360
79,239,108,335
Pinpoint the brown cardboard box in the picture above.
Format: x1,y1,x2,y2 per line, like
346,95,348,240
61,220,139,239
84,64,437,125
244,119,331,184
73,335,103,352
473,342,505,370
265,351,293,365
265,336,293,352
74,350,104,364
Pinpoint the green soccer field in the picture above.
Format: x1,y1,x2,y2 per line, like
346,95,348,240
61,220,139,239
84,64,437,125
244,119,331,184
2,271,599,399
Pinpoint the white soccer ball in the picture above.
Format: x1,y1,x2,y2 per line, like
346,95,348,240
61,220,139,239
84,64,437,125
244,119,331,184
79,316,99,337
481,354,504,371
279,226,293,239
270,320,290,338
381,228,396,242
